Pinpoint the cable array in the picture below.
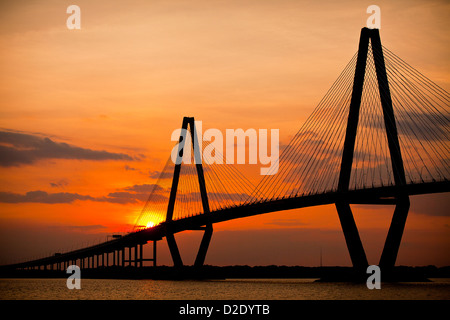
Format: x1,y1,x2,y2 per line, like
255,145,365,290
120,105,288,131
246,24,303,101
132,157,174,230
133,134,257,229
247,42,449,203
134,41,449,228
382,46,449,184
247,52,359,202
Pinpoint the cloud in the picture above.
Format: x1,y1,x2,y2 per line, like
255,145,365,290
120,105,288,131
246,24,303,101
49,179,69,189
101,192,169,204
0,191,94,204
149,170,174,179
101,184,168,204
0,183,169,205
124,165,148,175
362,110,448,142
101,192,150,204
0,190,149,205
0,130,136,167
123,184,164,193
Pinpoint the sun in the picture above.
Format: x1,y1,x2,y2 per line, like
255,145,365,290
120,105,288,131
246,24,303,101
146,221,155,228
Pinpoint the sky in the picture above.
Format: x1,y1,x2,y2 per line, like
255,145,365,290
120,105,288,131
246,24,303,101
0,0,449,267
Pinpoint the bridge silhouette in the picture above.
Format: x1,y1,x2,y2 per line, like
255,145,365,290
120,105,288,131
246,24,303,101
3,28,449,276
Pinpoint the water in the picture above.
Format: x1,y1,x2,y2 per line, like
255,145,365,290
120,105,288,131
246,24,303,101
1,278,449,300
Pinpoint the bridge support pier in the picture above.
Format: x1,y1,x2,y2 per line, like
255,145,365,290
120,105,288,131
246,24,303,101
167,233,183,267
152,241,157,267
335,201,369,273
166,226,213,268
379,196,410,271
194,225,213,268
165,117,213,268
128,246,132,267
336,28,410,275
139,240,158,267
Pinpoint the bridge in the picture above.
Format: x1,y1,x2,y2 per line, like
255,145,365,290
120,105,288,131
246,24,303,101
3,28,449,276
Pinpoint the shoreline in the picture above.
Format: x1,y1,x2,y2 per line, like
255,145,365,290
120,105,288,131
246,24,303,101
1,265,449,282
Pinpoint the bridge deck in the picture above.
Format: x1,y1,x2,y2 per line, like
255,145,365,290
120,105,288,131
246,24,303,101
4,180,448,270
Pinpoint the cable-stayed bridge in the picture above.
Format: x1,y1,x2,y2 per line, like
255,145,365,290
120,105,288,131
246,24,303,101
3,28,449,275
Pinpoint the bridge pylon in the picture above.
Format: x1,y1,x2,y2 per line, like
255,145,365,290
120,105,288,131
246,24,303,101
165,116,213,268
337,27,410,274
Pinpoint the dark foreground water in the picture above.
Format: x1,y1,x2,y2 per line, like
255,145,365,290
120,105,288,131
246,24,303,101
1,278,449,300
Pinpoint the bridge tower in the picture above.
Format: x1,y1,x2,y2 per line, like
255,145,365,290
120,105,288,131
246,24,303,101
337,28,410,274
165,116,213,268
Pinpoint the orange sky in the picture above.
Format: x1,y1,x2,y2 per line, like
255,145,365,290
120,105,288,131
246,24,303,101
0,0,449,267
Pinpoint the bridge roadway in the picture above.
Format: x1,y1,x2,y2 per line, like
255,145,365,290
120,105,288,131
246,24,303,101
3,180,448,270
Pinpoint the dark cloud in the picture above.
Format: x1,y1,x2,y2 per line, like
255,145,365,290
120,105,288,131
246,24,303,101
149,170,173,179
0,183,169,205
0,190,149,205
0,187,251,207
49,179,69,189
101,191,150,204
101,192,168,204
0,191,94,204
101,184,168,204
123,184,164,193
124,165,149,175
0,130,136,167
362,110,449,142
